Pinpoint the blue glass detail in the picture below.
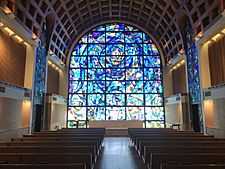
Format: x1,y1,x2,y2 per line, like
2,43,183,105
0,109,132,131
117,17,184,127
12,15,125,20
68,23,164,127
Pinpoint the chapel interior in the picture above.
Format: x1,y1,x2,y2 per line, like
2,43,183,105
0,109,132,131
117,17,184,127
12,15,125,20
0,0,225,169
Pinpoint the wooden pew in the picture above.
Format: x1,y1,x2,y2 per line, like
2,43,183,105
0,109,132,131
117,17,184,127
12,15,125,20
144,145,225,164
128,128,225,169
33,130,105,134
161,163,225,169
0,146,97,163
13,137,100,142
0,141,100,154
24,134,104,141
128,128,174,133
22,134,104,146
59,128,105,133
132,134,213,146
0,128,105,169
150,153,225,169
129,131,204,141
29,133,103,137
12,137,102,151
129,128,199,135
0,153,93,169
130,132,192,142
32,132,105,139
137,140,225,155
135,137,225,155
0,163,86,169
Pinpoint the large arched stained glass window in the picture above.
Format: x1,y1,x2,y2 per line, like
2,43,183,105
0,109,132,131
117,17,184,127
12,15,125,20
68,23,164,128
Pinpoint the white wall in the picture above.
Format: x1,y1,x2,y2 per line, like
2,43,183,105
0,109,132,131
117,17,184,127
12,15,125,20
50,103,67,130
0,98,30,140
24,44,35,89
204,99,225,138
163,66,173,97
59,68,68,98
198,43,211,89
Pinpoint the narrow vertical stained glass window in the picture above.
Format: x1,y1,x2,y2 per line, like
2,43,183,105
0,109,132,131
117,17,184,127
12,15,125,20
68,23,164,128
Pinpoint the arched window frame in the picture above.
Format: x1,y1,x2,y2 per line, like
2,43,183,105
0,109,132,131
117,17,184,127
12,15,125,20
68,23,165,128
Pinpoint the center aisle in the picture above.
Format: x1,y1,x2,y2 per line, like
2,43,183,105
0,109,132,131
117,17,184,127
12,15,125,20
94,137,148,169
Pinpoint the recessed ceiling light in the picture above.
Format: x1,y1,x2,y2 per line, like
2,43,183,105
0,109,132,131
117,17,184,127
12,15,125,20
212,33,222,41
3,27,14,35
14,35,23,42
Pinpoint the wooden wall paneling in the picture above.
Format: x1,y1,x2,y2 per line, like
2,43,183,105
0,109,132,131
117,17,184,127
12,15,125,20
47,65,59,94
0,30,26,86
208,36,225,86
172,64,187,94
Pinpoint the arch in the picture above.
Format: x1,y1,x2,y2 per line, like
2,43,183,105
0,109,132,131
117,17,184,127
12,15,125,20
67,20,165,66
40,11,56,51
176,9,194,51
68,22,164,128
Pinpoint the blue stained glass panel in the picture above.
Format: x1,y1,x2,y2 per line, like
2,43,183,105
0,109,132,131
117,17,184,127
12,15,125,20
88,44,105,55
88,31,105,43
126,81,144,93
106,94,125,106
125,56,143,67
125,32,142,43
88,56,105,68
145,94,163,106
144,68,161,80
68,94,86,106
126,107,144,120
106,69,125,80
68,107,86,120
127,94,144,106
92,25,105,31
125,25,139,31
88,107,105,120
69,81,87,93
143,44,159,55
106,55,125,68
73,44,88,55
143,33,152,43
106,32,124,43
146,121,164,128
79,35,88,43
88,69,105,80
106,44,125,55
187,42,201,103
145,107,164,120
126,68,143,80
106,107,125,120
69,23,164,127
144,56,161,67
106,23,124,31
72,45,80,55
144,81,163,93
70,56,87,68
125,44,142,55
80,44,88,55
106,81,125,93
88,81,105,93
88,94,105,106
33,44,46,132
69,69,86,80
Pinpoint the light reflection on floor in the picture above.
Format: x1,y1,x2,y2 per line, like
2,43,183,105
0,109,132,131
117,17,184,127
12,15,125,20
94,137,148,169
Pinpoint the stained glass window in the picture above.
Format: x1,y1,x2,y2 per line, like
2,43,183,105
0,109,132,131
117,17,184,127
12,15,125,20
185,18,203,132
68,23,164,128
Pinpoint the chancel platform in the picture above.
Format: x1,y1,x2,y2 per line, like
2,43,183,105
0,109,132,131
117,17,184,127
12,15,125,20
89,120,143,137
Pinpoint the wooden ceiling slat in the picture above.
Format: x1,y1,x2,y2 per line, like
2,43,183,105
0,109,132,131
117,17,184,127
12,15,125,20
3,0,222,64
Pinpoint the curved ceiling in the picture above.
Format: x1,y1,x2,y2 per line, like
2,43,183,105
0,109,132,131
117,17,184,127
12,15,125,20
1,0,224,64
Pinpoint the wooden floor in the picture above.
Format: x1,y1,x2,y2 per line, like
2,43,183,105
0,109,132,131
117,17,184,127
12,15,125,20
94,137,148,169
